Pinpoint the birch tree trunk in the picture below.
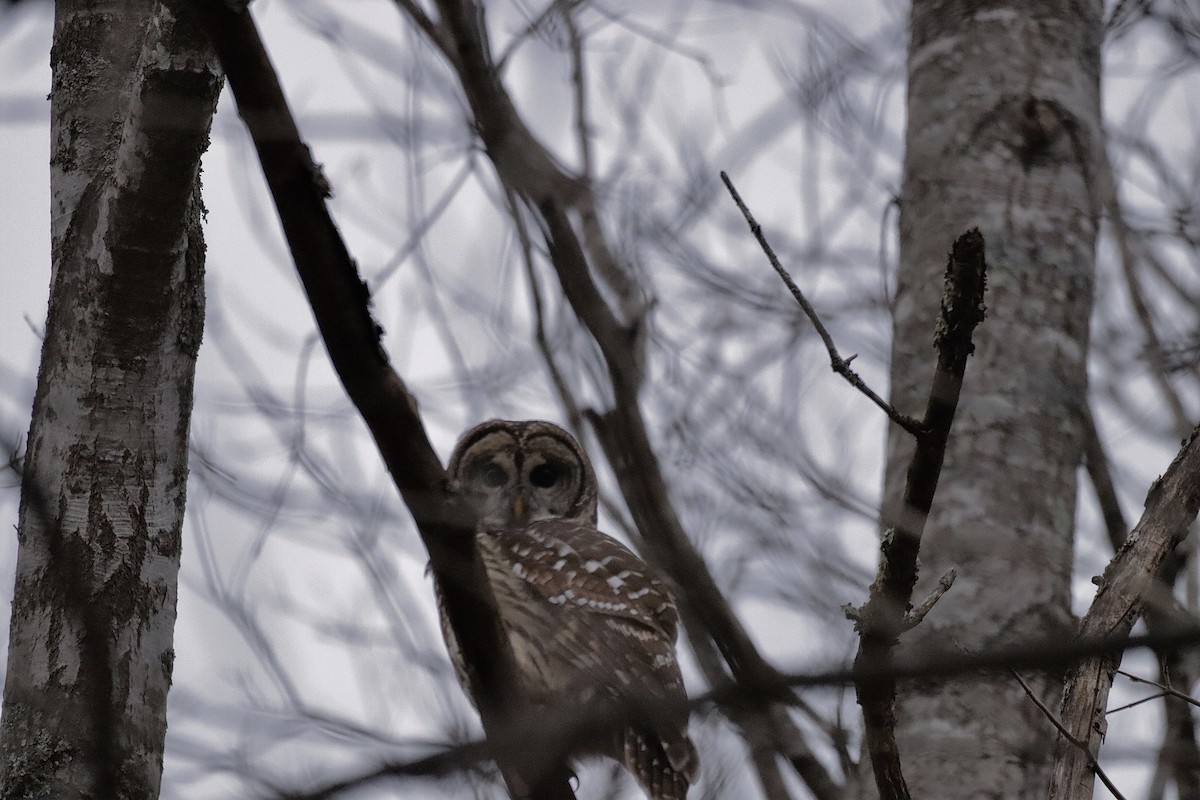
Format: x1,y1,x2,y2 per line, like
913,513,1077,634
874,2,1103,796
0,2,219,798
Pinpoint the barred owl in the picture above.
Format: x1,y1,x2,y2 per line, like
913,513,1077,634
435,419,699,800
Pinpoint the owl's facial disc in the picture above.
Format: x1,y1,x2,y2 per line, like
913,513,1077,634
449,421,597,527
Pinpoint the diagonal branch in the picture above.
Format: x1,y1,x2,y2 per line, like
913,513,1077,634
1012,671,1128,800
1049,424,1200,800
721,171,923,437
1117,669,1200,711
188,3,574,798
849,230,988,800
1083,406,1200,796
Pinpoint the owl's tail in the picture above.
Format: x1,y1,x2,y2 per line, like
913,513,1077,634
622,727,699,800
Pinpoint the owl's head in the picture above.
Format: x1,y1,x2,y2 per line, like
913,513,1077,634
448,419,599,527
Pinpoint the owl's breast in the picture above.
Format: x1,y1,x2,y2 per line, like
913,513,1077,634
475,531,587,696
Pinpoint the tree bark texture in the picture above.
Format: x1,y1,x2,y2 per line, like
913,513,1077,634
1048,427,1200,797
0,2,219,798
877,2,1103,797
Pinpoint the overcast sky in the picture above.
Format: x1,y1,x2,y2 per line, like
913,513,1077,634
2,2,1197,798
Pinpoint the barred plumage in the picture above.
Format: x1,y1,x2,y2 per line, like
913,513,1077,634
435,420,698,799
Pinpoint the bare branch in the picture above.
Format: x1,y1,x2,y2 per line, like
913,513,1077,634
265,623,1200,800
851,229,988,800
1083,405,1200,795
1082,405,1131,553
901,568,957,632
1117,668,1200,710
720,171,923,437
188,3,574,798
1050,424,1200,799
680,604,823,800
1013,671,1128,800
388,0,454,60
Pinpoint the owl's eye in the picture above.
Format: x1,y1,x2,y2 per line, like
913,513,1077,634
482,463,508,487
529,463,561,488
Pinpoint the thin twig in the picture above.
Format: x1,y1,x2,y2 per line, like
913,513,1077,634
389,0,454,59
902,568,957,632
1013,671,1128,800
720,171,923,437
1106,691,1169,714
1117,669,1200,710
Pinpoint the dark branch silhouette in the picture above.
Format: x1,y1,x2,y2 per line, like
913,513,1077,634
188,3,574,797
721,171,923,437
850,230,988,800
269,621,1200,800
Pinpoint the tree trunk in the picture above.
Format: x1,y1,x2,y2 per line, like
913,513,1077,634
0,2,219,798
873,2,1103,797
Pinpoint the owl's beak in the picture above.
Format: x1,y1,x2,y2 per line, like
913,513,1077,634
511,494,528,522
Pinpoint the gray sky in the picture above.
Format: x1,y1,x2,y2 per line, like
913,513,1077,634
2,1,1198,798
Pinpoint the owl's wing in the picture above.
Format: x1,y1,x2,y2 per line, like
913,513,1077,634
492,519,680,642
